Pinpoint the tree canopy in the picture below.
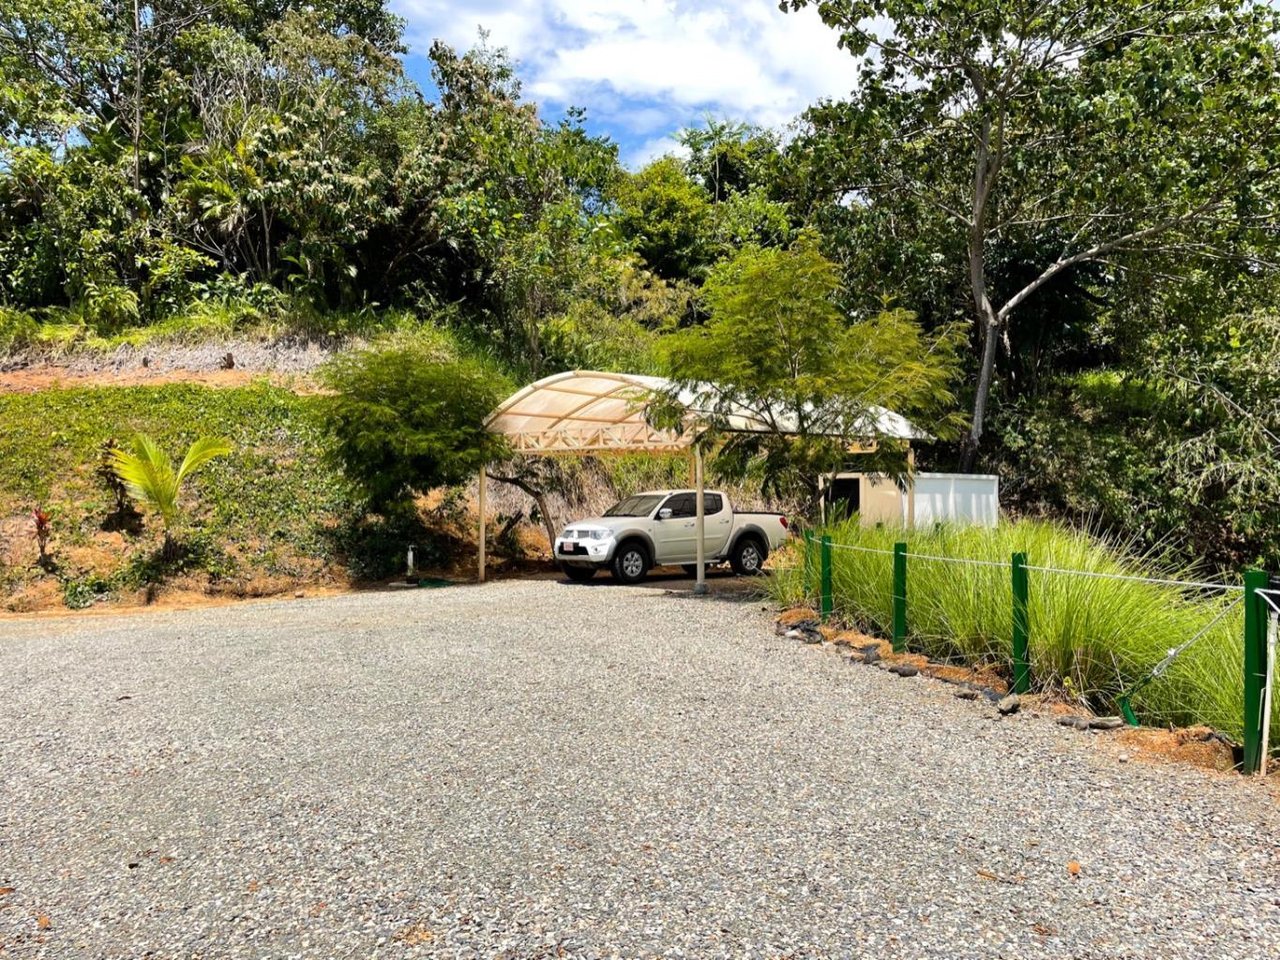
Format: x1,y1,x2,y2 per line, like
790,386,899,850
784,0,1280,468
657,233,962,497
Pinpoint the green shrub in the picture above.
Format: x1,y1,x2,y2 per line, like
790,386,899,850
319,338,512,512
772,517,1270,746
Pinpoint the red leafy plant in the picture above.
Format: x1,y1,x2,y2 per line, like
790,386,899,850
32,507,52,566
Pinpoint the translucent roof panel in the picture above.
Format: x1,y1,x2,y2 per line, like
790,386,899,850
485,370,925,455
486,371,687,453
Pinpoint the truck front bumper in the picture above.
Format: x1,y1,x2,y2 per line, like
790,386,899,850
554,536,616,565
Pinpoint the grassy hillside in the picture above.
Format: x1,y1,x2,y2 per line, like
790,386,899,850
0,383,468,611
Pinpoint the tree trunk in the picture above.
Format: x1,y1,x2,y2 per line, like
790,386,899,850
961,307,1000,472
486,472,559,549
961,100,998,474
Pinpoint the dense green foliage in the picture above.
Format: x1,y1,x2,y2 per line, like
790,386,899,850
320,337,510,511
771,518,1271,746
785,0,1280,461
3,1,1279,571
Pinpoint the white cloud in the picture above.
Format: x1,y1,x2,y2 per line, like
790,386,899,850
622,135,690,170
391,0,862,155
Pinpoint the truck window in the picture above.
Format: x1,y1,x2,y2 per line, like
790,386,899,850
703,493,723,514
663,493,696,518
604,494,665,517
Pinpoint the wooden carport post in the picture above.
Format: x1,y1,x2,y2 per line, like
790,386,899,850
477,466,487,583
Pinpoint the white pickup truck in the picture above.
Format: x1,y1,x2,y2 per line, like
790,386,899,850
554,490,790,583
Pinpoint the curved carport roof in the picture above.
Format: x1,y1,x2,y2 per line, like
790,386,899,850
484,369,924,454
476,371,925,589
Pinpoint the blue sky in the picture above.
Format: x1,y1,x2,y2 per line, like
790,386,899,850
389,1,864,168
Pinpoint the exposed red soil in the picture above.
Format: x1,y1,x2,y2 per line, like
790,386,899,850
0,365,322,394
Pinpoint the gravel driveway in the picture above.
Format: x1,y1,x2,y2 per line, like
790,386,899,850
2,580,1278,959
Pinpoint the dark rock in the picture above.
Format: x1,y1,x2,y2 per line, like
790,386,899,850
860,645,881,666
954,688,979,701
889,664,919,678
1073,717,1091,730
1089,716,1125,731
777,617,819,637
996,694,1021,715
1056,716,1081,727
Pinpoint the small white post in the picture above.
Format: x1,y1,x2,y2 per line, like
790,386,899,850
1262,611,1277,776
906,444,917,530
477,467,487,583
694,443,707,595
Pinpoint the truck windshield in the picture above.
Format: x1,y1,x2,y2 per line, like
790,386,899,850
604,494,665,518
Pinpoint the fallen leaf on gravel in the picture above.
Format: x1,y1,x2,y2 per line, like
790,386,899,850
308,901,327,917
977,868,1026,885
0,887,15,896
247,880,260,892
1067,861,1082,876
1033,923,1056,936
36,914,51,930
395,923,435,945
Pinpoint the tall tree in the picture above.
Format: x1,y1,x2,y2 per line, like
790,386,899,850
783,0,1280,469
655,231,962,500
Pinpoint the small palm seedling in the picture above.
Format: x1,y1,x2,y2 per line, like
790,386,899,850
110,434,233,558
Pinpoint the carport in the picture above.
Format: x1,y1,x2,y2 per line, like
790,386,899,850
480,370,923,591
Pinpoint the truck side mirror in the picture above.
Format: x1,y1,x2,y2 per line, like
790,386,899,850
657,507,673,520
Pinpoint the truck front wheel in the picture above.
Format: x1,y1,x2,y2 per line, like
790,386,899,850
560,564,596,583
611,542,650,584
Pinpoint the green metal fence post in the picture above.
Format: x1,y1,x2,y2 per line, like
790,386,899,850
1011,552,1031,695
820,536,834,621
892,542,908,653
1242,569,1269,774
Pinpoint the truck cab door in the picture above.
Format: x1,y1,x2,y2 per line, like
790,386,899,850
652,493,696,563
700,493,732,557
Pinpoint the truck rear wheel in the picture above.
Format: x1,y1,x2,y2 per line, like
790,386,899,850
611,541,650,584
729,536,765,576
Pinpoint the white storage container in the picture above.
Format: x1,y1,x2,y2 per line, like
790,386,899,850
823,472,999,528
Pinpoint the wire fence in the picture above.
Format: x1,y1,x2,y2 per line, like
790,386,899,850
1023,563,1244,594
799,529,1277,773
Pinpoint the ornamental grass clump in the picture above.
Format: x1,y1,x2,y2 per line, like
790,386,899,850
772,517,1261,744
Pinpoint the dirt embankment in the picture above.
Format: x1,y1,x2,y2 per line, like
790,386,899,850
0,338,336,393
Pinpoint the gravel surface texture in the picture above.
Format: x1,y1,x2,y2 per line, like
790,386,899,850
2,580,1278,959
